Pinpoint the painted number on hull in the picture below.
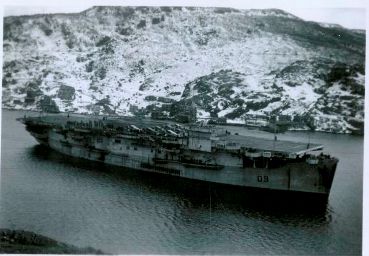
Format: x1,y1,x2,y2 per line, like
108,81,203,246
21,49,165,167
257,176,269,182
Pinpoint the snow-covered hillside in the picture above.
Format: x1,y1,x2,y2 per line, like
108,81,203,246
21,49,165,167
2,6,365,133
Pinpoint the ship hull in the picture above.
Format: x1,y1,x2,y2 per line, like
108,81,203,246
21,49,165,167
41,128,337,196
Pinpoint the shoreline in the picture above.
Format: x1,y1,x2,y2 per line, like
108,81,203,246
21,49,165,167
0,229,104,254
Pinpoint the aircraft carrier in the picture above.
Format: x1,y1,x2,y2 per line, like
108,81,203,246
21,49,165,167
19,113,338,196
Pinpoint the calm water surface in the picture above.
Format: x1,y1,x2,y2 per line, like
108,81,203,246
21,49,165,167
0,109,363,254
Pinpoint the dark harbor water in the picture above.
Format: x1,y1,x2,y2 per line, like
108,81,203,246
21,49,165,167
0,109,363,255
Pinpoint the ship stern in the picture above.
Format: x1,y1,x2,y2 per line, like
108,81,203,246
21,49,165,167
18,117,51,146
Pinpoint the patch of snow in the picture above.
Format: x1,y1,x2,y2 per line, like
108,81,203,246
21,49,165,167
226,118,244,124
218,107,237,117
197,109,210,118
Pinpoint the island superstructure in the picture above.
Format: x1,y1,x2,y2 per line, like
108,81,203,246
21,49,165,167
19,113,338,196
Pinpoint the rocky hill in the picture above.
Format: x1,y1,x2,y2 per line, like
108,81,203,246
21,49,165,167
2,6,365,133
